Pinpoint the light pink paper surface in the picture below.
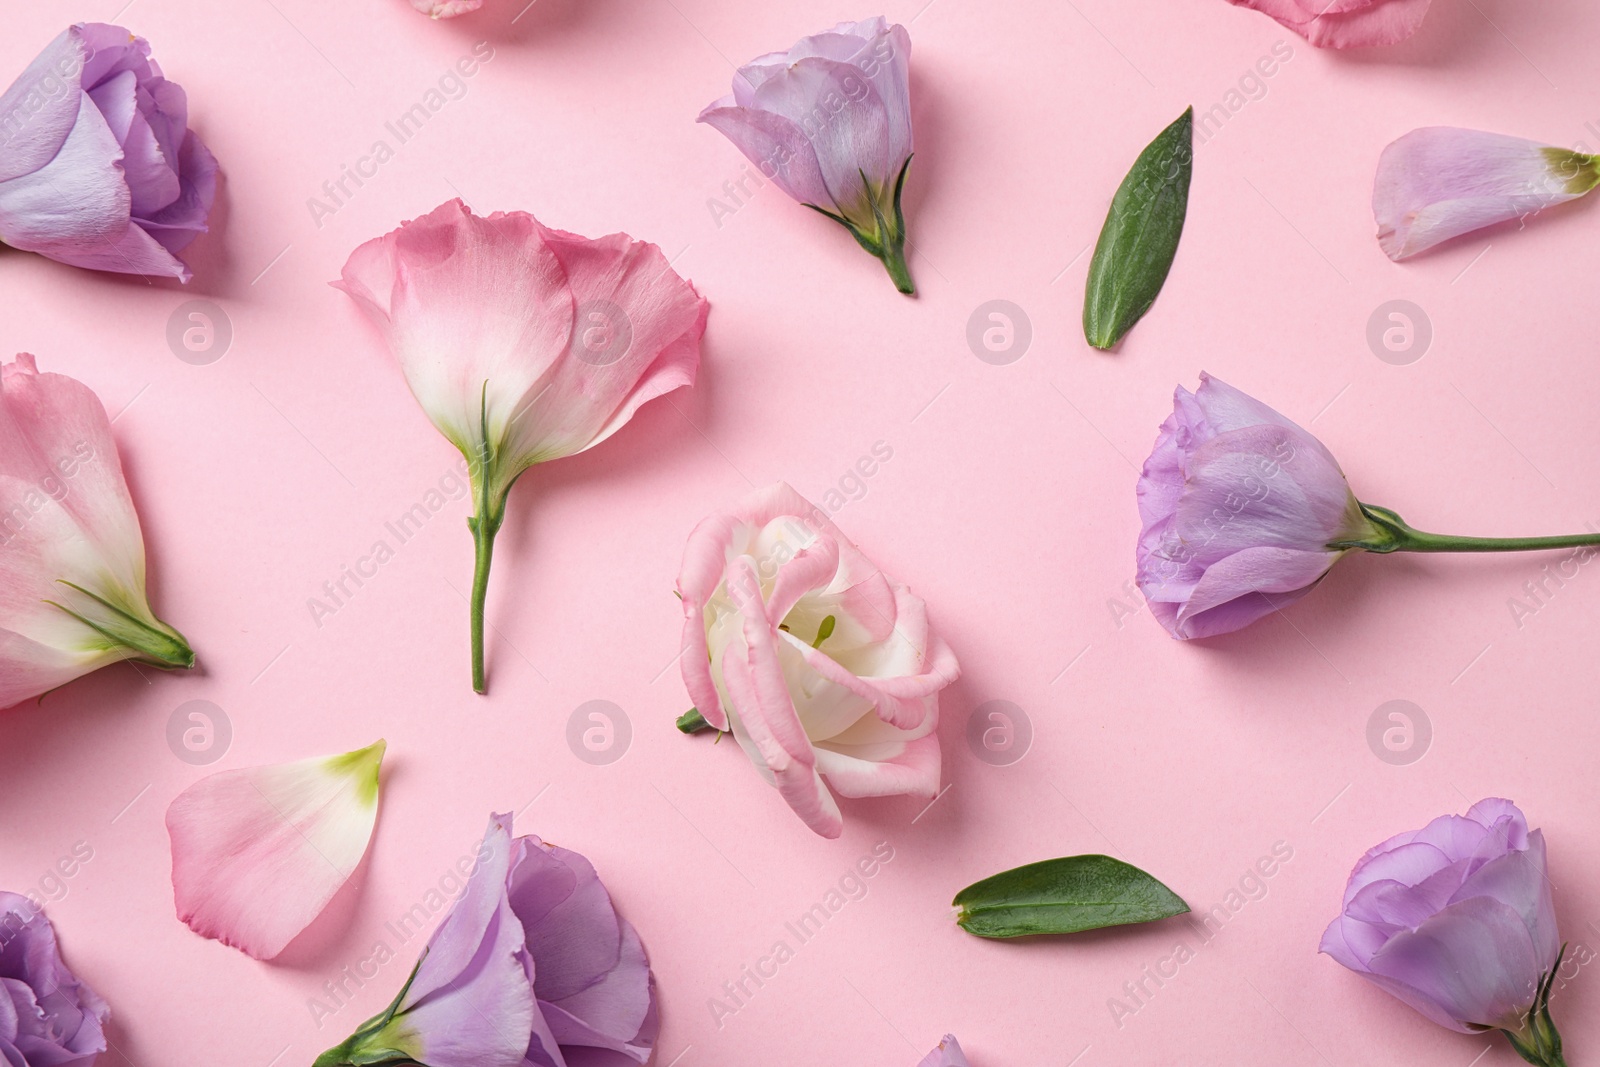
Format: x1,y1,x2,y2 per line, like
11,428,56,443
3,2,1599,1065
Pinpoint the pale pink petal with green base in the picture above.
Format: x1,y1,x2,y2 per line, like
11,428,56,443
0,353,192,709
166,740,386,960
1375,127,1600,260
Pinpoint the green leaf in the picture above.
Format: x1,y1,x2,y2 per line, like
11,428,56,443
1083,107,1194,350
953,854,1189,939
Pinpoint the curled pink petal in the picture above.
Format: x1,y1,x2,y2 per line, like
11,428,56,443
1227,0,1433,48
676,482,958,837
166,740,386,960
410,0,484,17
1374,127,1600,260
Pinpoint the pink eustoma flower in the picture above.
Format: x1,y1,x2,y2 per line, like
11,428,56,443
409,0,483,17
918,1035,970,1066
166,740,386,960
1,354,194,710
1322,799,1569,1066
698,17,918,294
0,23,218,281
1226,0,1432,48
336,199,708,694
677,483,959,839
1375,127,1600,260
315,812,657,1067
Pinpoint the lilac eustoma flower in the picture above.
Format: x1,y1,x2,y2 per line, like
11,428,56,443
0,892,110,1066
1135,372,1376,639
1322,799,1568,1066
917,1035,970,1066
1375,127,1600,260
0,23,218,281
698,17,918,294
315,813,657,1067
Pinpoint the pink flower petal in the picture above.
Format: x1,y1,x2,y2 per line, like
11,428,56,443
1375,127,1598,260
166,740,386,960
1228,0,1433,49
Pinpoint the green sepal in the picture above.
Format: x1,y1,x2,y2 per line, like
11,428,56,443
1502,946,1569,1067
313,957,425,1067
803,156,915,294
45,580,194,670
676,708,714,734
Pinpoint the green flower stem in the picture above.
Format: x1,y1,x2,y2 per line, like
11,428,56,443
467,510,501,696
1333,503,1600,555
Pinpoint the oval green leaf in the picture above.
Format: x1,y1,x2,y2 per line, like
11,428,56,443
953,854,1189,939
1083,107,1194,351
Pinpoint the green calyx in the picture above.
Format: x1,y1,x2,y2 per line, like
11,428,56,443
313,959,423,1067
44,579,195,671
1502,947,1568,1067
1330,503,1600,556
1542,147,1600,196
805,156,916,295
676,707,714,734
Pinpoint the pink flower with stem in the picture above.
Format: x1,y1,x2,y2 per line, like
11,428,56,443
336,200,707,693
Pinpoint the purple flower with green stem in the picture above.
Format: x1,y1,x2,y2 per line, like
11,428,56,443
1137,373,1600,638
698,17,918,295
1323,799,1569,1066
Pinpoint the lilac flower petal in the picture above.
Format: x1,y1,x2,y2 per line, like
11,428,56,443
697,104,833,208
750,57,891,215
1367,896,1545,1032
1375,127,1597,260
1321,799,1561,1035
0,22,215,279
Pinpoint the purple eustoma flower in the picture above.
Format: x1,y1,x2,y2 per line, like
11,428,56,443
1135,373,1600,639
0,23,218,281
0,892,110,1067
1322,799,1569,1066
1136,372,1376,639
917,1035,970,1066
315,813,657,1067
698,17,918,294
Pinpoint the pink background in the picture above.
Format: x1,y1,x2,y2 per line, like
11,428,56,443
4,0,1600,1064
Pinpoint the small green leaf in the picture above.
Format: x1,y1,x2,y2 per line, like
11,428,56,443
676,708,714,734
1083,107,1194,350
953,854,1189,939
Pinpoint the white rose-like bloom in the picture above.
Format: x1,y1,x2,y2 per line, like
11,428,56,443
677,483,959,838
